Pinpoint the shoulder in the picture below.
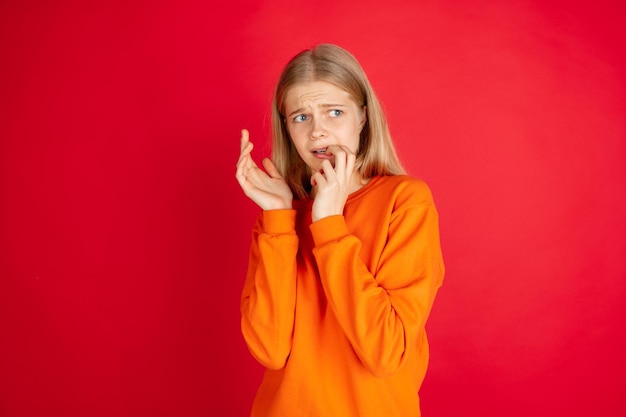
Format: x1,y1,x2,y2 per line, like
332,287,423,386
370,175,435,207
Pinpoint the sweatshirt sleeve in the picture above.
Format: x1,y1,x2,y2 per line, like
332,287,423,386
310,187,444,377
240,209,298,370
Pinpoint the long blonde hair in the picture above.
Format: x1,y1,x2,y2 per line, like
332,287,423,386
271,44,405,199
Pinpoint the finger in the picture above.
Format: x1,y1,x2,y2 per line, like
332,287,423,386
238,157,264,186
236,153,251,183
331,144,355,176
326,144,349,175
240,129,250,153
345,151,356,177
333,148,347,177
236,158,265,194
262,158,282,179
237,140,257,175
237,141,254,167
239,129,249,161
326,144,354,157
311,170,324,187
236,144,258,182
319,159,336,182
243,155,274,185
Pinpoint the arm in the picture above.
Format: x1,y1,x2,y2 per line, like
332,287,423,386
240,210,298,369
236,129,298,369
311,195,444,377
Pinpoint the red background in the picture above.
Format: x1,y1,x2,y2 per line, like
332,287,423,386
1,1,625,416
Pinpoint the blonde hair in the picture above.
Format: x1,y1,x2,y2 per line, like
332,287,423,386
271,43,405,199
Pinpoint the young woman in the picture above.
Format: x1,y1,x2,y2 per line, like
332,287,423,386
235,43,444,417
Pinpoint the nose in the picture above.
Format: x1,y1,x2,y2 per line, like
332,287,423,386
310,116,327,139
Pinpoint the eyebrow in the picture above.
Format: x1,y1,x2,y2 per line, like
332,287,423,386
287,103,348,118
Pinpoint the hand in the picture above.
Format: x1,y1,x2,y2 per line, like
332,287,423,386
235,129,293,210
310,145,356,222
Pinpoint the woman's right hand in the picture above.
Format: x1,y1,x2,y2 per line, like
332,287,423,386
236,129,293,210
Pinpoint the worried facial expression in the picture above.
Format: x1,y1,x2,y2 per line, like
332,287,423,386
283,81,367,171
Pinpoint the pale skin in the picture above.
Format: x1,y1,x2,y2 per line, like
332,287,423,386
235,81,367,222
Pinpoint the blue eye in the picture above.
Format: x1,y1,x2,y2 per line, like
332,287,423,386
330,109,343,117
293,114,308,123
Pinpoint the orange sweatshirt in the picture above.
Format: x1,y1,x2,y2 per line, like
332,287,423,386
241,175,445,417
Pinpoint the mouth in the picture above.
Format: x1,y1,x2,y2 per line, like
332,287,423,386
312,147,329,155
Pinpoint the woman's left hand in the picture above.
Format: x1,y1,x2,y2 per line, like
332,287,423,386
310,145,357,222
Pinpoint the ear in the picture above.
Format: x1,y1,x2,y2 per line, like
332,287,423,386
359,105,368,130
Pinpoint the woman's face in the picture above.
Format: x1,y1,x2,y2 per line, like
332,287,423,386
283,80,366,171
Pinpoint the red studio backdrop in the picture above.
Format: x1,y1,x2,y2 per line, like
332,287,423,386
1,1,625,416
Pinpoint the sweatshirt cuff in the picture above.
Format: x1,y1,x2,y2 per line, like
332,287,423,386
310,215,350,247
261,209,297,234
